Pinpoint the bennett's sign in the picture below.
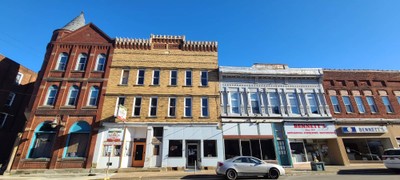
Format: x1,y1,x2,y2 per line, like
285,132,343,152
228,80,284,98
284,122,337,139
342,126,387,134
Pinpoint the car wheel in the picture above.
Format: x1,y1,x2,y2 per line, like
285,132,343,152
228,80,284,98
268,168,280,179
225,169,238,180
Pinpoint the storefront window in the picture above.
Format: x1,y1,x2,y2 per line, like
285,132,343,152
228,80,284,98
225,140,240,159
343,138,391,161
224,139,275,160
290,140,329,163
168,140,182,157
204,140,217,157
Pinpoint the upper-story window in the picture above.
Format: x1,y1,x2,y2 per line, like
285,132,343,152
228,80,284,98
366,96,378,113
330,96,341,113
381,96,394,113
5,92,16,106
0,113,7,128
250,93,260,114
15,72,23,85
230,92,240,114
152,70,160,85
168,97,176,117
56,53,69,71
201,71,208,86
185,70,192,86
397,96,400,105
184,97,192,117
354,96,366,113
114,96,126,116
88,86,99,106
75,53,87,71
170,70,177,86
269,92,280,114
132,97,142,116
307,94,319,114
201,97,209,117
288,93,300,114
137,69,145,85
45,85,58,106
149,97,158,117
342,96,354,113
66,85,79,106
120,70,129,85
95,54,106,71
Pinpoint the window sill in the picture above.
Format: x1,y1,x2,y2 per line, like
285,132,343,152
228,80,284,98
198,85,209,88
167,85,178,87
182,116,193,119
131,116,140,118
183,85,192,87
91,70,105,73
50,70,65,72
150,85,160,87
133,84,144,86
71,70,85,73
60,106,76,109
199,116,210,119
146,116,158,119
23,158,50,162
61,157,86,161
82,106,98,109
165,116,176,119
118,84,128,86
38,105,55,109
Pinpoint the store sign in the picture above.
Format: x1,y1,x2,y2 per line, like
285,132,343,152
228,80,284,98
117,105,127,121
107,129,123,142
284,122,337,139
341,126,387,134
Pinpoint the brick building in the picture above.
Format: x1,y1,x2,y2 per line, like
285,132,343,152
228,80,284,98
323,69,400,165
92,35,222,169
0,55,37,172
11,13,114,171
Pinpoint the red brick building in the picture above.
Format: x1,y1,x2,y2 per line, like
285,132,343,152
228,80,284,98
323,69,400,165
10,13,114,170
0,55,37,172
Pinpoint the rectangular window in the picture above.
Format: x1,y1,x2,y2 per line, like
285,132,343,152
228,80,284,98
170,70,177,86
288,93,300,114
201,97,209,117
5,92,16,106
0,113,7,128
168,140,182,157
65,133,89,157
137,69,145,85
184,97,192,117
366,96,378,113
185,70,192,86
153,145,160,155
382,96,394,113
269,92,280,114
201,71,208,86
250,93,260,114
15,72,23,85
115,96,126,116
397,96,400,105
342,96,354,113
330,96,341,113
133,97,142,116
168,97,176,117
204,140,217,157
102,145,112,156
149,97,158,116
120,70,129,85
354,96,366,113
231,92,240,114
153,127,164,137
152,70,160,85
307,94,319,114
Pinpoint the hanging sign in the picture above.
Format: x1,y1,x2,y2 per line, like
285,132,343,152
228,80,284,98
117,105,127,121
341,126,387,134
284,122,337,139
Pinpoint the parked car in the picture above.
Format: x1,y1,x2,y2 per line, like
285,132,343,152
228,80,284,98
216,156,285,179
383,148,400,169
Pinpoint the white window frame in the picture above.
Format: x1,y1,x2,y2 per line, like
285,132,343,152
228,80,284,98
56,52,68,71
170,70,177,86
250,92,260,114
330,96,341,113
168,97,177,117
366,96,378,113
381,96,394,113
5,92,16,106
149,97,158,117
201,97,209,117
230,92,240,114
15,72,23,85
152,69,160,85
269,91,281,114
87,86,99,106
354,96,366,113
132,96,142,117
200,71,208,86
306,93,319,114
0,113,7,128
342,96,354,113
114,96,126,116
66,86,79,106
95,54,106,71
120,69,129,85
288,92,300,114
184,97,192,117
137,69,145,85
185,70,192,86
45,85,58,106
75,53,87,71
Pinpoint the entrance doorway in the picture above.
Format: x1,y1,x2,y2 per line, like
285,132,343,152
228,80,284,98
132,142,146,167
186,140,200,168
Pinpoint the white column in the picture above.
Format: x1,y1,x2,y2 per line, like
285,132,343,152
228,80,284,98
240,89,246,115
296,88,305,116
266,89,272,116
259,88,266,115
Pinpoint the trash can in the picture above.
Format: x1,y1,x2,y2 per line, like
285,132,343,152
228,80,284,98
310,162,325,171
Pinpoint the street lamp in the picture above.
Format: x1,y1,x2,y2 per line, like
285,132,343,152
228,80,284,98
50,115,62,128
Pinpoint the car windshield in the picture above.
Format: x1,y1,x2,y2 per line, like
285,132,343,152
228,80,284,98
384,150,400,155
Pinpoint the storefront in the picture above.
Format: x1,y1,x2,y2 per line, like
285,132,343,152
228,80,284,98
222,122,276,162
284,122,341,165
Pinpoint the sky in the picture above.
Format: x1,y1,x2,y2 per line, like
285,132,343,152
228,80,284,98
1,0,400,72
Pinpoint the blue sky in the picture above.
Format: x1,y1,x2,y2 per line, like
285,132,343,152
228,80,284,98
1,0,400,72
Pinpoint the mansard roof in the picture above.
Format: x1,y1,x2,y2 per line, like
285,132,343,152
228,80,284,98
220,64,323,78
61,12,86,31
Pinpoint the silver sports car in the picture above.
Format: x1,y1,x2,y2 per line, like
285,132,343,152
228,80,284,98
216,156,285,179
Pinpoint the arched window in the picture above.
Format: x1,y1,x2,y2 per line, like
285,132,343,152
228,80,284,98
95,54,106,71
75,53,87,71
64,121,91,158
56,53,69,71
45,85,58,106
66,85,79,106
88,86,99,106
28,121,57,158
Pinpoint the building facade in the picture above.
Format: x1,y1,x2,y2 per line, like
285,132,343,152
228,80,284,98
92,35,223,169
323,69,400,165
0,55,37,172
11,13,114,170
219,64,338,167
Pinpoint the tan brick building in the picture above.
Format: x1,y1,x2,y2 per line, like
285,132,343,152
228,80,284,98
93,35,223,169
